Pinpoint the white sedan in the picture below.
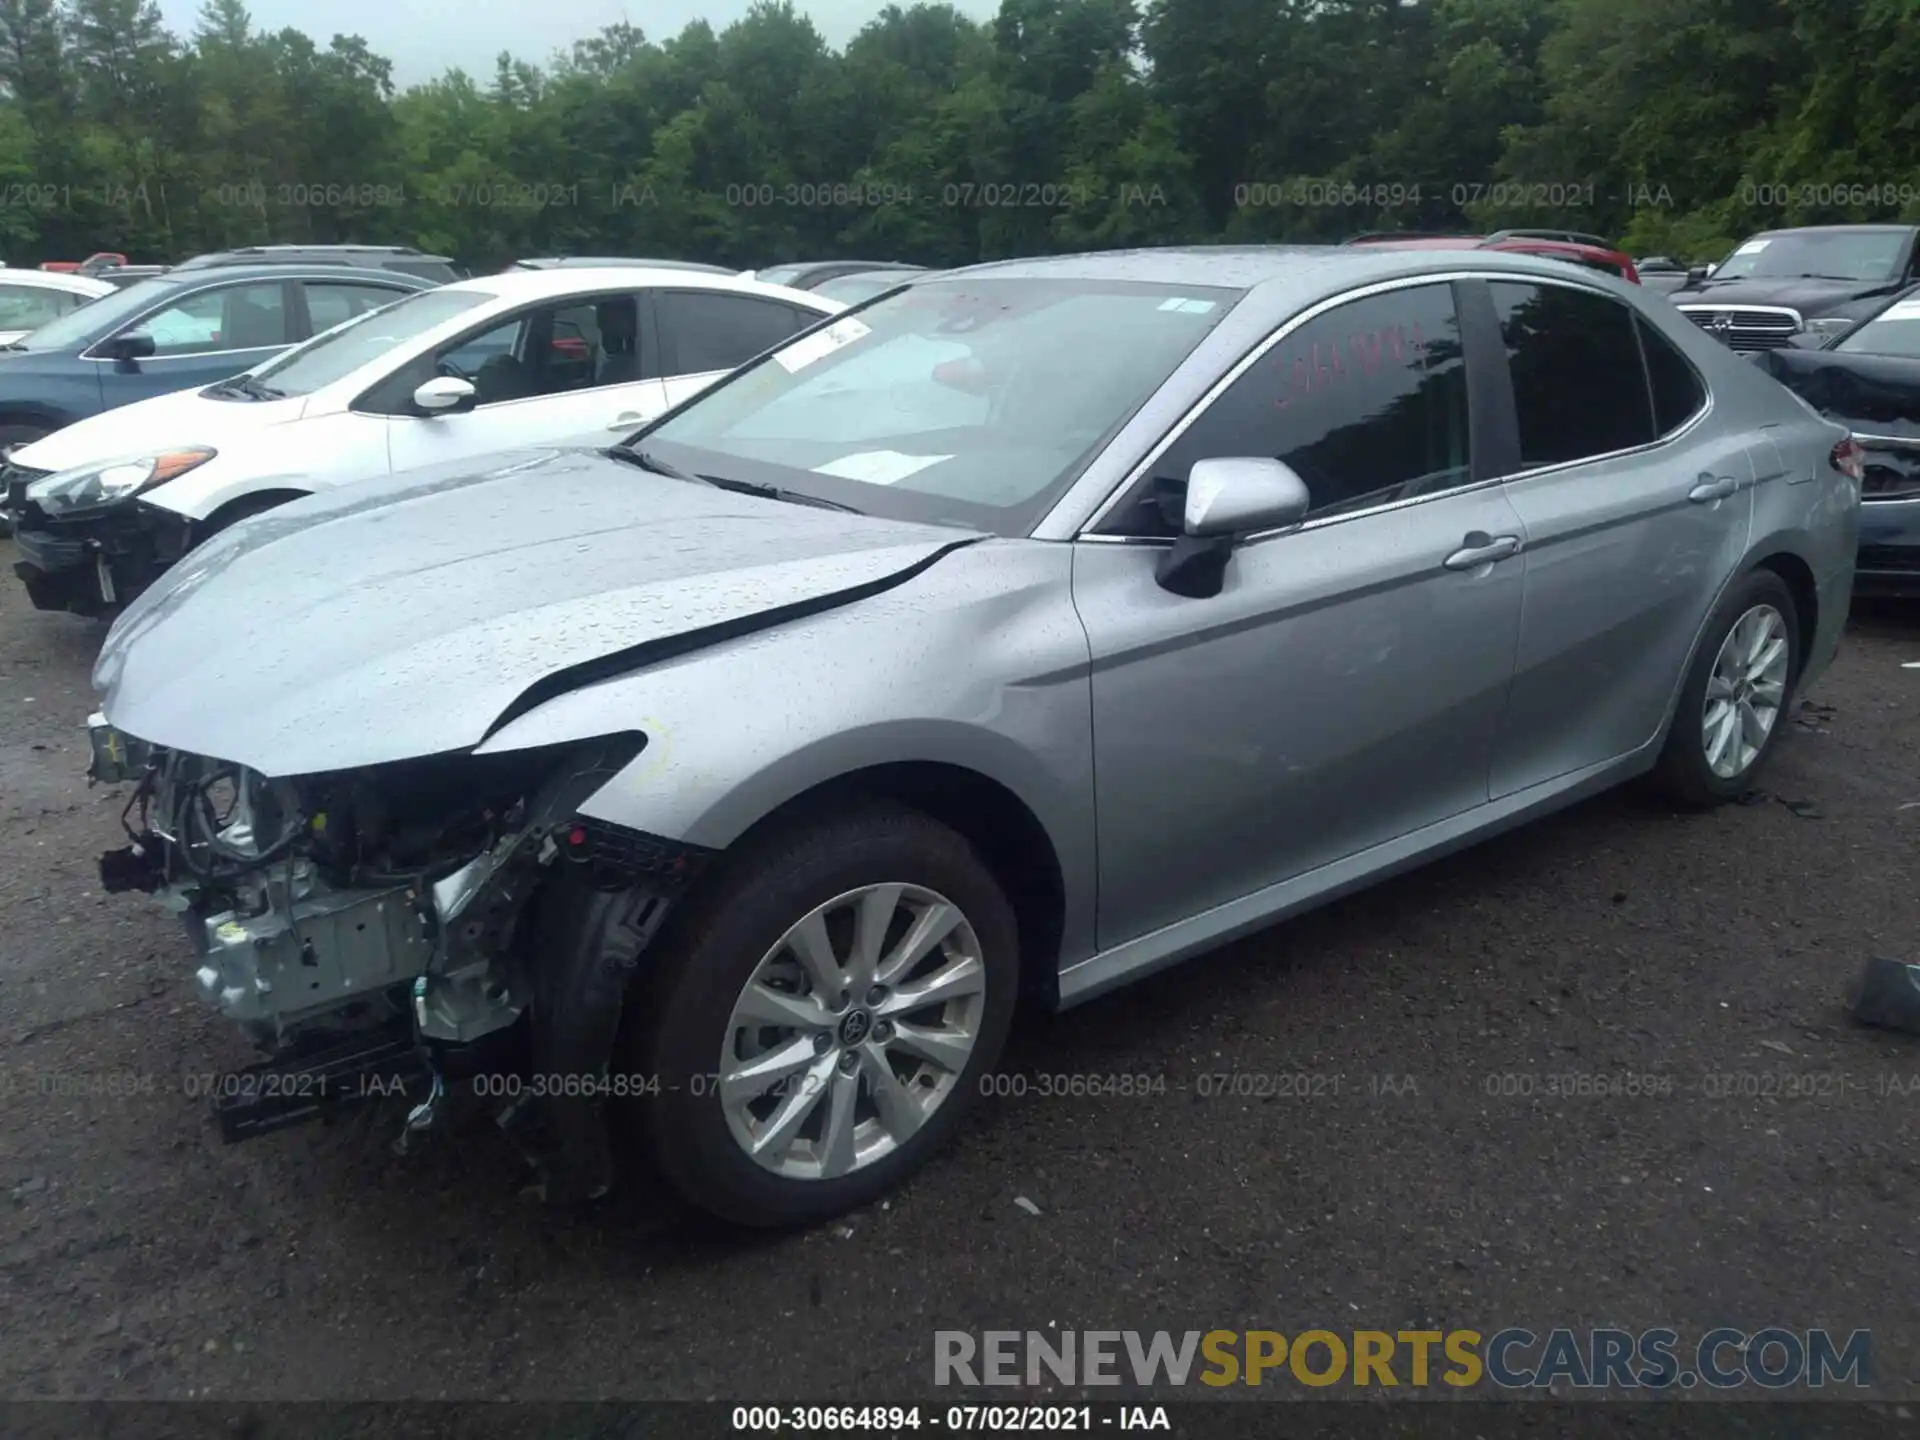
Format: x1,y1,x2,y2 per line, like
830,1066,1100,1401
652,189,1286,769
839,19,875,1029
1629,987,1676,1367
8,267,842,546
0,268,116,346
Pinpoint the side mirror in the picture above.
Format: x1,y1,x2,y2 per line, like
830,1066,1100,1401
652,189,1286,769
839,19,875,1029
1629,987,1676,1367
100,331,156,363
1685,266,1710,286
412,375,476,414
1155,457,1311,598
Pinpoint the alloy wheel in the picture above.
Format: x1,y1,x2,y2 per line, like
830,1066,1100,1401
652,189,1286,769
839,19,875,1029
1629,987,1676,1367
1701,603,1790,780
718,883,986,1180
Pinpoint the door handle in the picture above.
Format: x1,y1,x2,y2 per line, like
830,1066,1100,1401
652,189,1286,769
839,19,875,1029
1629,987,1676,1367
1688,475,1738,503
606,412,645,430
1443,533,1522,571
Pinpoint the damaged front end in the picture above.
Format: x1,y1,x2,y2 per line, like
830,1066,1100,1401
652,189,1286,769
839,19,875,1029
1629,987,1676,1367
91,716,702,1202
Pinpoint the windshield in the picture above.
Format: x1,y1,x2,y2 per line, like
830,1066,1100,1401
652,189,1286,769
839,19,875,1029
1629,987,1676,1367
1836,295,1920,357
756,265,808,287
641,276,1241,535
813,272,918,305
1710,231,1908,283
12,277,181,350
243,287,493,396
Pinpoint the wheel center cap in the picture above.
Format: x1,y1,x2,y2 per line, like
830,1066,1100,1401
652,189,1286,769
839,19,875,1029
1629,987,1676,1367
839,1008,874,1047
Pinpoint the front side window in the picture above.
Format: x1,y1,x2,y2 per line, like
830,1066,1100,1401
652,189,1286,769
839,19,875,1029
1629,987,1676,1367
656,291,821,376
1101,281,1471,535
0,284,88,331
364,294,646,411
247,287,490,398
131,281,291,356
1490,281,1653,468
642,276,1239,535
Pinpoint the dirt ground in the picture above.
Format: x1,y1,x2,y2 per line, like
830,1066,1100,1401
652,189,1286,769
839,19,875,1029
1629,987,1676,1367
3,539,1919,1408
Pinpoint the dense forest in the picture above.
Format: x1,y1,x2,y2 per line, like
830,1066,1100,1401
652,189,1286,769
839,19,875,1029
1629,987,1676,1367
0,0,1917,272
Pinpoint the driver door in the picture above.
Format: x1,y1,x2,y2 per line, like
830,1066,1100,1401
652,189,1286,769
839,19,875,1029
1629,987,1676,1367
380,294,668,471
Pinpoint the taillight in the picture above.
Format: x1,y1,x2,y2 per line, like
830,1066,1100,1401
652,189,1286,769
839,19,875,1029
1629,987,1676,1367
1832,436,1865,483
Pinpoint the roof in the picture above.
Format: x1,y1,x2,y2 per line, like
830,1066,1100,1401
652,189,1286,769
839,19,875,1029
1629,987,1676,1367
433,265,843,309
1749,224,1919,237
937,243,1641,310
174,244,455,268
0,268,115,294
139,262,440,287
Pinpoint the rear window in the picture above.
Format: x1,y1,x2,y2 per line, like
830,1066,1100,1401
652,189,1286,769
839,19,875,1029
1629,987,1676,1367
1490,280,1655,467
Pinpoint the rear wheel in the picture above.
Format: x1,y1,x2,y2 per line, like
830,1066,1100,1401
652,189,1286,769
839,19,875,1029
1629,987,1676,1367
1649,569,1800,808
618,803,1019,1227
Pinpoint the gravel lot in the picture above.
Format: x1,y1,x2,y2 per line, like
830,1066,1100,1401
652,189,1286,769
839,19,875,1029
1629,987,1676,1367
3,538,1919,1409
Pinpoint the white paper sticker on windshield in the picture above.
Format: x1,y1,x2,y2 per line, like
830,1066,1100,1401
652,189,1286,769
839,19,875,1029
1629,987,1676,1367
1157,297,1217,314
1882,299,1920,321
812,450,951,485
773,315,872,373
1734,239,1771,256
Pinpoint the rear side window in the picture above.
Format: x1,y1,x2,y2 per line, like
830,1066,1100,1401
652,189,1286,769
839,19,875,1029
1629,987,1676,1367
1489,281,1653,468
1137,280,1471,524
1637,315,1707,434
656,291,818,376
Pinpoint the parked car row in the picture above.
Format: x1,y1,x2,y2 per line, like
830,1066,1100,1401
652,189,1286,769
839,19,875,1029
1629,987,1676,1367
26,242,1856,1228
4,267,841,612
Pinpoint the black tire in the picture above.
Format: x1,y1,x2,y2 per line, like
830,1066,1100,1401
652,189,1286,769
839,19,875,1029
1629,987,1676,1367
0,421,51,452
1649,568,1801,809
618,802,1019,1228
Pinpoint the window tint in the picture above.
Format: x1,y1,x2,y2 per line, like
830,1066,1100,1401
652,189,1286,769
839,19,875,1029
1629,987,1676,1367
304,281,406,334
1490,281,1653,467
1113,282,1470,532
657,291,817,376
133,281,290,356
0,284,86,331
1637,315,1707,433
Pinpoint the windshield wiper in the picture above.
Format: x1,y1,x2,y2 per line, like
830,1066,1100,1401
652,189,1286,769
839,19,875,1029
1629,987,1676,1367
696,473,863,514
607,444,863,513
209,374,285,400
0,342,26,353
606,443,696,481
1794,273,1862,282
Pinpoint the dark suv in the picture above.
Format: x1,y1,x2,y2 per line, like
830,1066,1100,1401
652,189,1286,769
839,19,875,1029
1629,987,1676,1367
172,245,463,284
0,262,433,453
1673,224,1920,351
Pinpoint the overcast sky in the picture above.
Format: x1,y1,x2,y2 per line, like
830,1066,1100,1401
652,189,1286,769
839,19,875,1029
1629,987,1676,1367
153,0,1001,88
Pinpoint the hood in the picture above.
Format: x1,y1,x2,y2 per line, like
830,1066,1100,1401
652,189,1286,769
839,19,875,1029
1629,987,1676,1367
1752,347,1920,438
12,384,308,473
1674,277,1899,317
95,446,981,776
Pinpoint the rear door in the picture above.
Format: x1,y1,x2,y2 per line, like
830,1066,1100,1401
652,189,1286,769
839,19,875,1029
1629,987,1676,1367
1479,278,1758,797
652,289,829,409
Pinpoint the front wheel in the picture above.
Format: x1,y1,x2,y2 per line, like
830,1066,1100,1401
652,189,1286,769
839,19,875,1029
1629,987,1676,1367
1649,569,1800,807
621,803,1019,1227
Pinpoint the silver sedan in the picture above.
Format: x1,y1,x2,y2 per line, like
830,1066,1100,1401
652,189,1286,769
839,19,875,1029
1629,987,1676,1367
86,245,1859,1227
